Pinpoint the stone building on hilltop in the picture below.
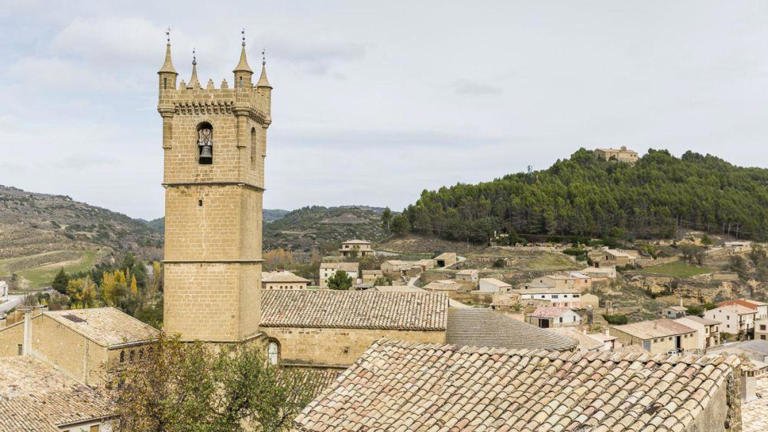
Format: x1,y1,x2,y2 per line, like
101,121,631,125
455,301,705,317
595,146,639,163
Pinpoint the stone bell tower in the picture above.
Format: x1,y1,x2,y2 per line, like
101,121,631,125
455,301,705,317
157,31,272,342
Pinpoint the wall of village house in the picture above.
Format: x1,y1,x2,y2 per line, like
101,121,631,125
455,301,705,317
33,315,110,385
0,321,24,356
262,327,445,366
610,327,698,354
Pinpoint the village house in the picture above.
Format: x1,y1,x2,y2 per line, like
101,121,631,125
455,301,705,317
705,304,757,340
675,315,721,351
0,280,7,301
610,319,697,354
661,305,688,319
360,269,384,285
579,265,617,280
318,262,359,288
515,284,584,308
338,239,374,257
293,340,741,432
587,247,638,268
455,269,479,284
422,279,461,293
756,319,768,341
594,146,639,163
261,270,311,290
720,298,768,320
0,356,116,431
380,259,434,280
434,252,457,268
709,340,768,401
526,307,581,328
478,277,511,293
0,307,159,386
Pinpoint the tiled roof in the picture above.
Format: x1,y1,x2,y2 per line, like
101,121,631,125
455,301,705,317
548,327,604,351
479,277,510,288
612,319,695,340
294,340,739,432
44,307,159,348
675,315,720,326
320,262,359,272
530,306,574,318
342,239,371,245
262,270,310,283
0,357,114,432
446,308,576,351
423,279,460,291
720,298,768,310
260,290,448,330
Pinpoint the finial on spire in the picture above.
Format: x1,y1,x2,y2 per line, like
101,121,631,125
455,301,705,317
166,26,171,43
192,48,197,66
189,48,200,88
241,28,246,47
262,48,266,66
158,27,177,75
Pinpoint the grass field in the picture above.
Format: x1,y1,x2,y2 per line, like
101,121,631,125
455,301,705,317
637,261,713,278
0,249,100,290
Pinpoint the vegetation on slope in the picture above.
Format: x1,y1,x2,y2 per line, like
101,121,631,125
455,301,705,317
393,149,768,243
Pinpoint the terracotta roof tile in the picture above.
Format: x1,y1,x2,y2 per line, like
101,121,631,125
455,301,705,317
294,340,740,432
44,307,159,347
261,290,448,330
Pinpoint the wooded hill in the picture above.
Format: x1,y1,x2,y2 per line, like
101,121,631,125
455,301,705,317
394,149,768,243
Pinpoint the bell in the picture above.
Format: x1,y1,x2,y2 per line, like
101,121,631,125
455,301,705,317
199,144,213,164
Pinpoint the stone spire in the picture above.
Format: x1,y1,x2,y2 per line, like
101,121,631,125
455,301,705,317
189,48,200,88
257,48,272,89
158,28,177,75
233,29,253,74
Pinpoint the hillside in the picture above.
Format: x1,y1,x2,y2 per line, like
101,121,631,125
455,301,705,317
395,149,768,243
0,185,163,288
264,206,389,251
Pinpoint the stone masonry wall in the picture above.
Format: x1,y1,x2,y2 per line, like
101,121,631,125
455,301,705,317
261,326,446,366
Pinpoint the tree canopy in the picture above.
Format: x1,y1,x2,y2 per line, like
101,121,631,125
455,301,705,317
392,149,768,243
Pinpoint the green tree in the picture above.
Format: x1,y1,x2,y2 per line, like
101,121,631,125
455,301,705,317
117,334,319,432
381,207,393,231
51,268,69,294
327,270,353,290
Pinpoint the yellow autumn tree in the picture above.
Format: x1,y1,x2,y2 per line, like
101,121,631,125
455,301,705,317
130,275,138,296
101,271,118,306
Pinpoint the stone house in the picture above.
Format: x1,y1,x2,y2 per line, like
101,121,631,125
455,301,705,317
661,305,688,319
594,146,639,163
338,239,373,257
455,269,479,283
318,262,359,288
548,327,609,352
610,319,697,354
434,252,457,268
0,307,159,386
675,315,721,351
478,277,511,293
588,247,638,268
293,339,742,432
261,270,310,290
579,265,617,280
380,259,434,280
705,304,757,340
258,290,448,366
526,307,581,328
360,269,384,285
0,356,116,431
423,279,461,293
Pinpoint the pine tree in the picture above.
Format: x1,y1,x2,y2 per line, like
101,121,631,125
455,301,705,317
51,268,69,294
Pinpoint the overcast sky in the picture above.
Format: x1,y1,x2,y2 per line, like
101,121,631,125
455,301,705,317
1,1,767,220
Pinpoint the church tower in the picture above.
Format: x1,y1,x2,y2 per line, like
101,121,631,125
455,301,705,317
158,32,272,342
